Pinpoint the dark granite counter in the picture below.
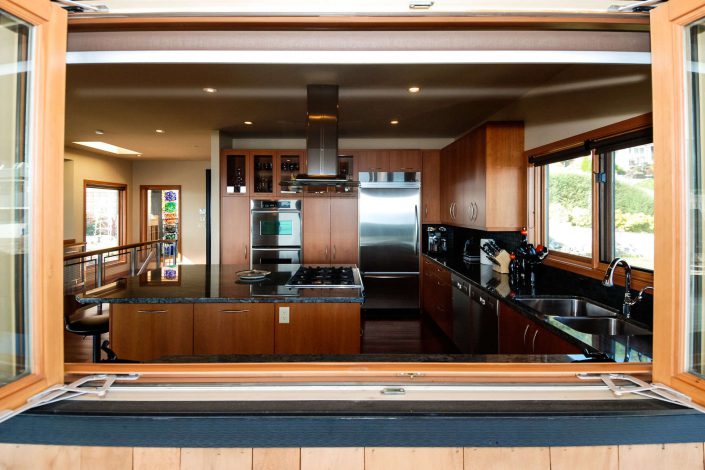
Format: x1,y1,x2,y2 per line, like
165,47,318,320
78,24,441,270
77,264,364,304
423,254,652,363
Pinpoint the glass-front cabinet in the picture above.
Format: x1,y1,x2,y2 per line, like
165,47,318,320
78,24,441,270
252,151,275,195
222,151,248,196
277,151,305,195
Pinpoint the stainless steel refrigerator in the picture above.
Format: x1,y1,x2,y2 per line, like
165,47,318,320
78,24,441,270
358,172,421,310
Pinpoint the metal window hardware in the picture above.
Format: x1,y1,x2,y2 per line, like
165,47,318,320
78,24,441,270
0,373,140,425
608,0,665,12
398,372,425,379
409,1,434,9
381,387,406,395
594,171,607,183
52,0,108,13
578,373,705,414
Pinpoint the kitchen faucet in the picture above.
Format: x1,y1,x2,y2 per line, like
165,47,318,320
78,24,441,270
602,258,654,318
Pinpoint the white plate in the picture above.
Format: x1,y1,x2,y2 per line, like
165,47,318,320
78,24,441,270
235,269,271,281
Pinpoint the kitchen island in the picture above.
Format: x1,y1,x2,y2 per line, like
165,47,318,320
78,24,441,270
77,264,364,361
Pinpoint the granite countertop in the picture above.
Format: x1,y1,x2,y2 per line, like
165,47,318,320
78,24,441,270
423,254,652,363
76,264,365,304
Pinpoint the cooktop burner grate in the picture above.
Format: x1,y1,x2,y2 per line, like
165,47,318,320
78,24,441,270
285,266,362,288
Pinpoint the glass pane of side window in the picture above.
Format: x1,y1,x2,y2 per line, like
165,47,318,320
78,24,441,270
613,143,655,270
0,11,32,386
146,189,179,261
686,18,705,379
85,187,121,251
546,155,593,258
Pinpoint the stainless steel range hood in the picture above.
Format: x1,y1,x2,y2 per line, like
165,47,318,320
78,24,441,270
280,85,359,191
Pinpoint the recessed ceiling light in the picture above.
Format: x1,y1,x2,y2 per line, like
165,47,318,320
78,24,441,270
203,87,217,93
155,129,165,134
408,86,421,93
95,129,105,135
390,120,400,125
244,121,253,125
73,141,141,155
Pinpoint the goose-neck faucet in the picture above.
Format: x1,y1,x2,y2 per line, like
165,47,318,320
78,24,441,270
602,258,653,318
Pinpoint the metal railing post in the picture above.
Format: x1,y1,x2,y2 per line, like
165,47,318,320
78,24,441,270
130,247,137,276
155,242,162,267
96,254,104,287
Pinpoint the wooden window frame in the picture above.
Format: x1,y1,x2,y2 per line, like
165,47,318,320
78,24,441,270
139,185,182,260
527,113,655,291
83,180,128,265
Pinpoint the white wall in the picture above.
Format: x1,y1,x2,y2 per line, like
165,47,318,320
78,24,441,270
63,148,133,242
488,64,652,150
131,160,211,264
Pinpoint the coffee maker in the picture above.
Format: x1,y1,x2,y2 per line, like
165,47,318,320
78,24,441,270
427,226,447,255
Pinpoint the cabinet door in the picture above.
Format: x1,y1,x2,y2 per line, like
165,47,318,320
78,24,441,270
221,150,250,196
303,196,331,263
194,303,274,354
356,150,390,174
274,303,361,354
389,150,422,172
457,134,475,227
498,302,531,354
250,151,277,196
421,150,441,224
462,128,486,229
276,150,305,196
439,144,457,225
532,322,583,355
111,304,194,362
221,197,250,266
330,196,359,264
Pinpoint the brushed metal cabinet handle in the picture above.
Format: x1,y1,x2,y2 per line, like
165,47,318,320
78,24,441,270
522,324,531,346
137,309,167,314
221,309,250,314
532,330,539,353
332,245,337,260
244,244,248,260
424,205,428,217
325,246,329,260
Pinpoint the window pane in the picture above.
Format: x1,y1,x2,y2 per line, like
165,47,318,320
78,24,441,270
546,155,592,258
0,11,32,385
612,143,654,270
686,18,705,378
85,187,121,251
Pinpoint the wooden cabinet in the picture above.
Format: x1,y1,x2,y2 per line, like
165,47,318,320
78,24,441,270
274,303,361,354
439,122,525,230
110,304,194,362
498,302,583,355
221,150,250,196
421,150,441,224
421,257,453,339
277,150,305,196
220,197,250,265
303,195,358,265
389,150,422,172
194,303,275,355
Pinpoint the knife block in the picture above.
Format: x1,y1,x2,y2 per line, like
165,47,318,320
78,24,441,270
492,250,511,274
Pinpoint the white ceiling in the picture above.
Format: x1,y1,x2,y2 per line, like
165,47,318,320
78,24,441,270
64,62,651,160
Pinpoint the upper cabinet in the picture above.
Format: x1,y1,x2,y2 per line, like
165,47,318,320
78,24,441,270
355,149,421,177
440,122,525,231
221,149,307,198
277,150,305,196
221,150,250,196
389,150,422,172
251,150,276,196
421,150,441,224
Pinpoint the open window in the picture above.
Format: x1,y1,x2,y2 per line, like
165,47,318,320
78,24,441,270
0,0,66,411
652,0,705,405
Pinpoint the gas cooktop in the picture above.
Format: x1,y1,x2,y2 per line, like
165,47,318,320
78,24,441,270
285,266,363,289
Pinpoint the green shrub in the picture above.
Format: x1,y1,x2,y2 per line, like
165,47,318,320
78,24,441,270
615,209,654,233
548,173,591,209
615,180,653,215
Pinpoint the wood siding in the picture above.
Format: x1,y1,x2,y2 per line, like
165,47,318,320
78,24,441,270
1,444,704,469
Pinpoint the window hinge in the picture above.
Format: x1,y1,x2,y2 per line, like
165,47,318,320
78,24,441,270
594,171,607,184
0,373,140,425
398,372,425,379
578,373,705,414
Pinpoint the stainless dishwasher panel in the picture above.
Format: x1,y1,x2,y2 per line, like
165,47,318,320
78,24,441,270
469,286,499,354
451,274,471,353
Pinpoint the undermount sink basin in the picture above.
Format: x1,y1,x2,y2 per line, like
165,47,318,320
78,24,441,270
514,297,618,318
553,317,652,336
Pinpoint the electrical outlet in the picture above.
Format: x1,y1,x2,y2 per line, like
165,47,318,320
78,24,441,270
278,306,290,324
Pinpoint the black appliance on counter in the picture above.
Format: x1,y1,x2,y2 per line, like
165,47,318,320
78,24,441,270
426,226,448,255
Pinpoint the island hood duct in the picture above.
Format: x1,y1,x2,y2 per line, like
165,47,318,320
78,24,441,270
280,84,359,190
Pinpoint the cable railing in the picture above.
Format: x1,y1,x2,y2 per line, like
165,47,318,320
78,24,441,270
63,239,178,290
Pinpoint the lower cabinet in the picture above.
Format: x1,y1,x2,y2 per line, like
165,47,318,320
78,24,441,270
274,303,361,354
421,257,452,338
111,303,194,362
194,303,275,355
498,302,583,355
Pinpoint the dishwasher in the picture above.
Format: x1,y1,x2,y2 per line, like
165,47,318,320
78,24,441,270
451,274,471,353
469,285,499,354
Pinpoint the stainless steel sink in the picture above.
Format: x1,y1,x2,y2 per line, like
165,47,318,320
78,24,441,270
553,317,652,336
514,297,618,318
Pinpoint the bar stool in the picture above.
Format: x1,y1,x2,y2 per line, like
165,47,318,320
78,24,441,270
65,303,110,362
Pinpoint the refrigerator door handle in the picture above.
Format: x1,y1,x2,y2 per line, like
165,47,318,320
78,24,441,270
414,204,419,255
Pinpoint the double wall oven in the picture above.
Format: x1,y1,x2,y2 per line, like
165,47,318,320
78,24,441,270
250,199,302,266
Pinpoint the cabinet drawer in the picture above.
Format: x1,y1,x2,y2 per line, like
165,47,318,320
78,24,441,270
194,303,275,355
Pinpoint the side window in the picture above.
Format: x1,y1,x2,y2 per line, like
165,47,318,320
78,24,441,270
84,182,126,251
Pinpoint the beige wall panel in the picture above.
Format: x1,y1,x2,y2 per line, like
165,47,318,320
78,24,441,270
618,443,705,470
550,446,617,470
365,447,462,470
253,448,300,470
80,446,133,470
0,444,80,470
180,448,252,470
132,447,180,470
300,448,363,470
464,447,550,470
